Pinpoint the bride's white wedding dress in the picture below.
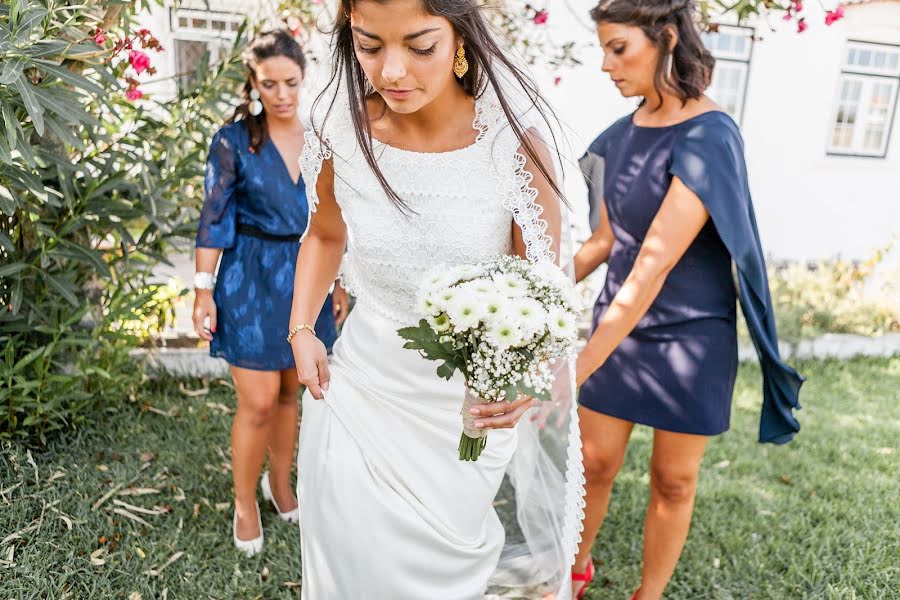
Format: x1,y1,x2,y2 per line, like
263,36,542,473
297,84,584,599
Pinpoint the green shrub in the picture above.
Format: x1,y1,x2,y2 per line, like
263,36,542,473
0,0,246,443
768,245,900,342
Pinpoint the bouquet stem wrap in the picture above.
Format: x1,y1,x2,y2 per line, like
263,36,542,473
460,385,489,461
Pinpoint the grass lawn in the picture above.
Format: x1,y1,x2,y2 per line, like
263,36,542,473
1,358,898,599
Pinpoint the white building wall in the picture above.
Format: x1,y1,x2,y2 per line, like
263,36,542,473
141,0,900,261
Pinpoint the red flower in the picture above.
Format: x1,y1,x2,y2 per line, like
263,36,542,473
825,5,845,25
796,18,808,33
554,76,562,86
793,0,804,12
533,9,548,25
125,87,143,101
94,31,107,45
138,28,151,37
128,50,151,74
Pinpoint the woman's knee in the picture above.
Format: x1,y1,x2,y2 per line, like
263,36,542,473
239,394,278,427
649,464,697,505
582,445,625,488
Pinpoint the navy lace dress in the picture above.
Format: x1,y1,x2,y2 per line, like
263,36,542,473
196,121,337,371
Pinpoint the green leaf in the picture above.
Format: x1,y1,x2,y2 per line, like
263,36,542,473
31,86,96,127
10,278,23,315
0,132,12,164
12,72,43,136
14,7,47,42
30,59,105,95
0,229,14,252
13,346,44,373
40,271,79,307
0,58,25,85
0,184,17,215
2,101,19,151
0,262,28,278
53,240,110,275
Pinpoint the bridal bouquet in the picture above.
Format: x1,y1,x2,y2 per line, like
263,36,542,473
398,255,581,461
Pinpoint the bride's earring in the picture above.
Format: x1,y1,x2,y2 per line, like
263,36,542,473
249,88,263,116
665,53,674,83
453,44,469,79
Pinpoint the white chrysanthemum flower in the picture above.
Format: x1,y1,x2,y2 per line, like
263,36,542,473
433,313,452,333
446,295,485,331
531,260,569,289
487,317,524,349
416,289,441,317
547,305,577,340
424,271,456,293
493,272,529,297
454,263,487,281
481,292,506,323
513,298,548,334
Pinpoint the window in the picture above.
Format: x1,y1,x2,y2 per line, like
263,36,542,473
701,25,753,123
169,8,243,92
828,41,900,158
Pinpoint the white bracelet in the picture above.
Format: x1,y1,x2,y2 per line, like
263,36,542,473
193,272,216,290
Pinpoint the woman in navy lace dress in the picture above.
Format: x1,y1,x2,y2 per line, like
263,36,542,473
570,2,802,599
192,30,345,556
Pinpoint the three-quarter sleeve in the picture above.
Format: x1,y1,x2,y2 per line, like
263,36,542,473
196,128,239,249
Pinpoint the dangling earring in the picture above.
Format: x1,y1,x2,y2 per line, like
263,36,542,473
249,88,263,116
665,53,674,83
453,44,469,79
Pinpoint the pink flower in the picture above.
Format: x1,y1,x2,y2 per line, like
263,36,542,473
533,9,548,25
793,0,804,12
138,28,151,37
128,50,150,74
94,31,107,45
825,5,845,25
125,88,143,101
554,76,562,86
796,18,808,33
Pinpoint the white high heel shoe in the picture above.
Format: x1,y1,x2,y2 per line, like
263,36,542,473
260,471,300,524
232,500,263,557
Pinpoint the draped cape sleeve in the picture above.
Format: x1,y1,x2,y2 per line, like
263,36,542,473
669,118,804,444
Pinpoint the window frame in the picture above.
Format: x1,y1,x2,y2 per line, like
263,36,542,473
168,8,242,93
827,39,900,159
701,24,755,124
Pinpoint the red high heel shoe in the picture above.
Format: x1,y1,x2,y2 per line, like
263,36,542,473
571,560,595,600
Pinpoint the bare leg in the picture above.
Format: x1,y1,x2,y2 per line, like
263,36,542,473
230,365,280,540
636,429,708,599
264,369,301,512
573,408,634,573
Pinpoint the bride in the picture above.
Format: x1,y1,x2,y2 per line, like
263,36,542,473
288,0,584,597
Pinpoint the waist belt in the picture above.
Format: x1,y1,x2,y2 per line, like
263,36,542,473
236,223,302,243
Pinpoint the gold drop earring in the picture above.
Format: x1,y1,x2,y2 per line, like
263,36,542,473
454,44,469,79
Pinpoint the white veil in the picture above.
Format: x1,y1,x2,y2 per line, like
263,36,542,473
480,71,585,600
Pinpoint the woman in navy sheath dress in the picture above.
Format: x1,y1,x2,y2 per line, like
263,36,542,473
570,2,802,599
192,30,344,557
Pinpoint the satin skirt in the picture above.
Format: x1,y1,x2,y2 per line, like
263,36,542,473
298,302,517,599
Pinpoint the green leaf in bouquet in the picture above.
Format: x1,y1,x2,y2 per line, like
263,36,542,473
399,319,464,380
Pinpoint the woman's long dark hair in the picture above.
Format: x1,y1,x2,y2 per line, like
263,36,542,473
311,0,565,213
590,0,714,109
230,29,308,153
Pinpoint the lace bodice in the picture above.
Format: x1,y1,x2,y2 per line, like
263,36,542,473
300,87,555,325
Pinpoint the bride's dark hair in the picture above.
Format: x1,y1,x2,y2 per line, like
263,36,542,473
311,0,564,213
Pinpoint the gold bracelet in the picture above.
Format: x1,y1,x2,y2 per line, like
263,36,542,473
286,323,316,344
